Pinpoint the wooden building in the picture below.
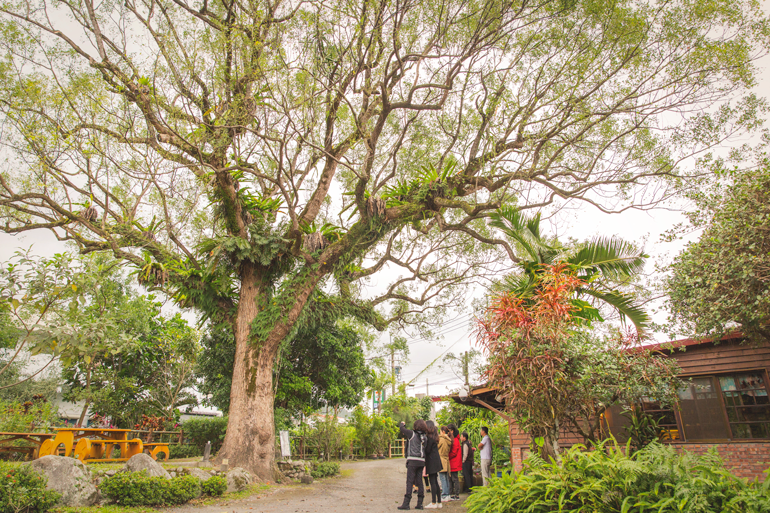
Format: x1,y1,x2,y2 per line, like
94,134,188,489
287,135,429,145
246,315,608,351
456,333,770,480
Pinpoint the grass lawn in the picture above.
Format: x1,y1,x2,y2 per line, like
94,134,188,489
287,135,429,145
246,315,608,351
52,483,274,513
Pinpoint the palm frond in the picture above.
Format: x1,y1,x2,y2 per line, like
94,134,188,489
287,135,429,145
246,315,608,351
497,272,537,298
568,237,647,279
489,207,555,263
580,288,650,333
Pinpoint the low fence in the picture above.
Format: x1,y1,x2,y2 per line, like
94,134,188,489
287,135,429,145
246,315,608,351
128,430,184,445
280,436,406,461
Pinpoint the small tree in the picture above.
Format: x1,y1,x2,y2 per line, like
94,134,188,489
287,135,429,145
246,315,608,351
477,264,679,461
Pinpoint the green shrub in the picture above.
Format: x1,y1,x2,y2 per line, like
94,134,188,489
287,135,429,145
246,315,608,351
201,475,227,496
163,475,201,504
0,399,60,433
183,416,228,453
465,440,770,513
310,461,340,479
169,444,202,459
0,463,60,513
99,471,201,506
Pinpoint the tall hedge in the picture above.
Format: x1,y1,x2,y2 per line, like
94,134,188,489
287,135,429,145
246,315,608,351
183,416,228,453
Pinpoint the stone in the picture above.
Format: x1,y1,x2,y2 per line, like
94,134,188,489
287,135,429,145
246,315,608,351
300,474,314,485
30,456,99,508
185,467,214,482
226,467,253,493
203,441,211,462
125,453,171,479
169,471,177,478
105,470,117,477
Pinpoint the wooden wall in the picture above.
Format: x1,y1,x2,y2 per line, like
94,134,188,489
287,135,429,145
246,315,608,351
664,338,770,376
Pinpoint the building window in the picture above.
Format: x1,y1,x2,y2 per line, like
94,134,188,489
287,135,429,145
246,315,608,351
719,372,770,439
639,398,680,441
676,377,731,441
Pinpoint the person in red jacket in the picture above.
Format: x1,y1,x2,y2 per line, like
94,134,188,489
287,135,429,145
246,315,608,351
447,424,462,500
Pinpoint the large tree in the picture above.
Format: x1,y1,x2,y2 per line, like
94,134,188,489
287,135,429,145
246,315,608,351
0,0,767,477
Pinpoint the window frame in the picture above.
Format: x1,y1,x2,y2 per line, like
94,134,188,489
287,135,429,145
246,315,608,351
673,368,770,443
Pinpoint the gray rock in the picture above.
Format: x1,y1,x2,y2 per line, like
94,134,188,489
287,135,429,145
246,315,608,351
30,456,99,507
169,471,177,478
105,470,117,477
300,474,314,485
226,467,253,492
185,467,214,482
125,453,171,479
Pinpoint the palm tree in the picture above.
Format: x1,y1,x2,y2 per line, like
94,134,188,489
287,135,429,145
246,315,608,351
489,207,650,332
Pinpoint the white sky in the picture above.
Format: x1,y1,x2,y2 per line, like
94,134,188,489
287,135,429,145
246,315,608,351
2,2,770,406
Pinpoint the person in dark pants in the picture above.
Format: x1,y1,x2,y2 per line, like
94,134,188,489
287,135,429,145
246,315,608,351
398,419,428,510
447,424,462,501
423,420,442,509
461,432,475,493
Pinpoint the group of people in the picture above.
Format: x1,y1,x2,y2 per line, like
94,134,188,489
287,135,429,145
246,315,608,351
398,420,492,510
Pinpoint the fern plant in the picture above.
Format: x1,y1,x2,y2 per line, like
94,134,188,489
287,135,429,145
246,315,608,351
465,440,770,513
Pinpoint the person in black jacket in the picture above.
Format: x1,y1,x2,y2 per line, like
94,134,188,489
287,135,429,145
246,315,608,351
398,419,428,510
460,432,475,493
423,420,443,509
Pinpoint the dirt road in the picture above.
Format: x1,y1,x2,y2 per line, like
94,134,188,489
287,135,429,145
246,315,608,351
166,458,469,513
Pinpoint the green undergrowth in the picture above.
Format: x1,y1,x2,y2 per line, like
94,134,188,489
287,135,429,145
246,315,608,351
466,440,770,513
193,482,273,505
53,507,157,513
54,483,274,512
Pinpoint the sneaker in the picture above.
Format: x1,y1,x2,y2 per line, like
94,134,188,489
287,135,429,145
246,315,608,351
424,503,437,509
436,504,443,509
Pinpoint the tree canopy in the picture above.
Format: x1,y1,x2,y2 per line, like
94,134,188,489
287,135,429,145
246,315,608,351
0,251,200,427
665,152,770,342
0,0,767,476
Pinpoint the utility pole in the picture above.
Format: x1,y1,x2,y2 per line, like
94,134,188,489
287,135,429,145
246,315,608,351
464,351,470,387
391,346,396,396
426,378,429,396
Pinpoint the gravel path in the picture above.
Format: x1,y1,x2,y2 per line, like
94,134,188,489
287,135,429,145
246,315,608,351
165,458,470,513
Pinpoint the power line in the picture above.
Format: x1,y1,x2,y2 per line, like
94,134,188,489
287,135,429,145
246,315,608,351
365,314,474,361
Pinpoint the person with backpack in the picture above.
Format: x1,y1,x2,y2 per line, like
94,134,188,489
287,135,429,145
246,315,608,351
477,426,492,486
398,420,428,510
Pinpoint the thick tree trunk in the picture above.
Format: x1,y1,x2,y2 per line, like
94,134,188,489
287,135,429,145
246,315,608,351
215,262,323,480
214,264,280,480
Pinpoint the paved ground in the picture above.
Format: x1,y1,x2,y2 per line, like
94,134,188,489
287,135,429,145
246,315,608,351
166,458,470,513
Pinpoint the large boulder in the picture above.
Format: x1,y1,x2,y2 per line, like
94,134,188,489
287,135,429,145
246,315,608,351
184,467,214,482
125,453,171,479
30,456,99,507
226,467,254,492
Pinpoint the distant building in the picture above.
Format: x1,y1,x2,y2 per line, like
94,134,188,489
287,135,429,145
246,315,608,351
179,410,222,422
